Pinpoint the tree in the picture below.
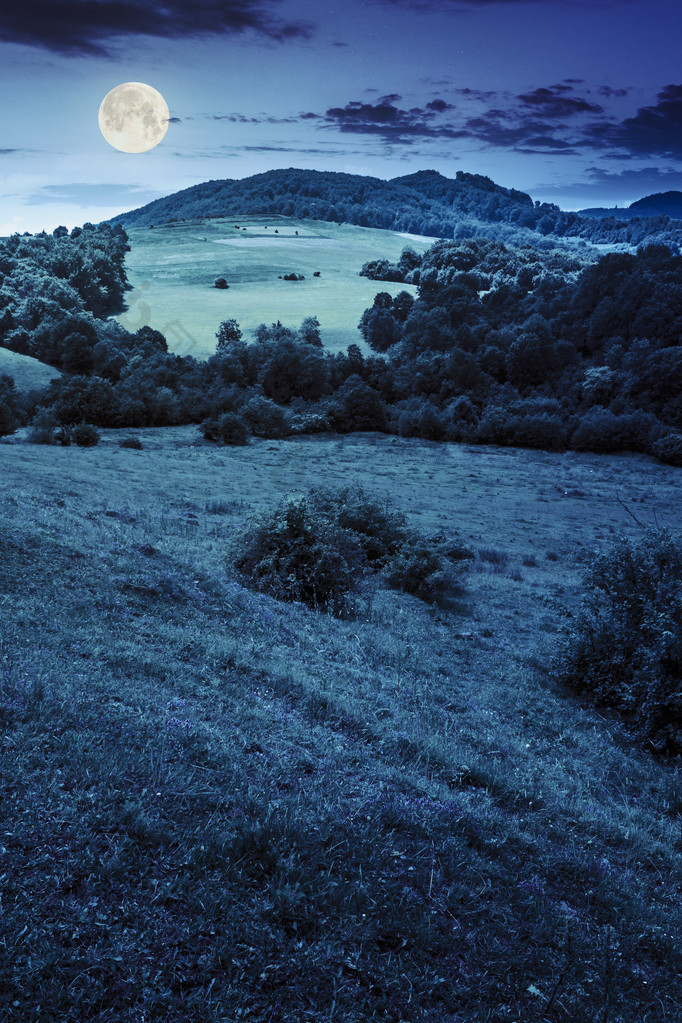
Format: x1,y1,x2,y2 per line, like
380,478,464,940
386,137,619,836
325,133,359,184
299,316,323,347
216,319,243,351
0,374,19,437
330,375,387,432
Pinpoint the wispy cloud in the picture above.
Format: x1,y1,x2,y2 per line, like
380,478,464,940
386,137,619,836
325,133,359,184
0,1,312,56
27,183,163,206
538,166,682,201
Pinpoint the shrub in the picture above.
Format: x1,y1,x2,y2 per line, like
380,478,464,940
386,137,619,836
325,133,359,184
557,529,682,756
288,408,331,435
570,408,661,454
233,497,363,614
307,485,407,567
242,396,290,438
200,411,248,445
233,485,468,613
120,435,143,450
72,422,100,446
651,432,682,467
329,375,387,432
393,398,445,441
444,395,479,441
385,533,461,603
27,408,58,444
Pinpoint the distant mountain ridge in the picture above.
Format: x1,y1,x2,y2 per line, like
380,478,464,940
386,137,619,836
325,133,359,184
108,168,682,249
579,190,682,222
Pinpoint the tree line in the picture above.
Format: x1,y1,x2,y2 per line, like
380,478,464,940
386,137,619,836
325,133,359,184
108,168,682,252
1,223,681,467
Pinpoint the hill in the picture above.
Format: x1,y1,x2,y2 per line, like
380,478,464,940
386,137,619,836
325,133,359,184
629,190,682,219
0,347,60,392
107,167,682,250
580,191,682,222
1,427,680,1020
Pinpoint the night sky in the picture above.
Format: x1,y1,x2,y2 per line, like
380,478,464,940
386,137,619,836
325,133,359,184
1,0,682,233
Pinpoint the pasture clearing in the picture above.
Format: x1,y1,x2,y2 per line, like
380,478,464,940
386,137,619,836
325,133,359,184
113,217,430,358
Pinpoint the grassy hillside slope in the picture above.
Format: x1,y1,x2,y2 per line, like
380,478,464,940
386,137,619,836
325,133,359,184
114,217,431,357
0,347,60,392
1,429,680,1022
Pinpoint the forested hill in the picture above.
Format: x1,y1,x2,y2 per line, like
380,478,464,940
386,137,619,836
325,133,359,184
108,167,682,249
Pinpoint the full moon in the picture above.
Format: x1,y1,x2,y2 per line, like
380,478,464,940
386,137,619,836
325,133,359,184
98,82,170,153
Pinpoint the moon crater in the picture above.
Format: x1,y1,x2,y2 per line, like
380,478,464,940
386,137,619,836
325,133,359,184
99,82,169,154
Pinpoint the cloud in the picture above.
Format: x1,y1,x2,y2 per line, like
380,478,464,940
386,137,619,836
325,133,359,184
0,1,312,56
313,81,616,150
598,85,629,98
174,143,364,159
320,98,466,142
209,113,299,124
537,166,682,201
518,84,603,119
26,183,163,206
609,85,682,158
518,136,576,153
375,0,627,8
426,99,453,112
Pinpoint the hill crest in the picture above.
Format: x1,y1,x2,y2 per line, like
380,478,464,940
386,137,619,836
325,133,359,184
107,167,682,250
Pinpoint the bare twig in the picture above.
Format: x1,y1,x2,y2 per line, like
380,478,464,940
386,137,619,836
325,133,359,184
614,491,647,529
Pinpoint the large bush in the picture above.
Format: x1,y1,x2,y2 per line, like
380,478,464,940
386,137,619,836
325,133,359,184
557,530,682,756
385,533,462,603
651,432,682,467
242,395,290,438
233,485,467,613
233,496,364,614
307,485,407,567
200,411,249,445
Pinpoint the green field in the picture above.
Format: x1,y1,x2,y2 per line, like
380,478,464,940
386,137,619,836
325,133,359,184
1,427,680,1021
0,347,60,393
114,217,432,358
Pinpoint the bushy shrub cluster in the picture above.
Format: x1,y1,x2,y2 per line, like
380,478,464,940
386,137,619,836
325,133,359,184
232,496,363,614
232,485,467,614
71,422,100,447
558,530,682,757
651,432,682,467
200,411,249,445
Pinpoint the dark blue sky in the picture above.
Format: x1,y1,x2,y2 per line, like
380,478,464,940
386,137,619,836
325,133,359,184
1,0,681,231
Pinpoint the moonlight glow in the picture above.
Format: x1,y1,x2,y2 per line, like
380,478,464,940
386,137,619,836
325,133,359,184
98,82,170,153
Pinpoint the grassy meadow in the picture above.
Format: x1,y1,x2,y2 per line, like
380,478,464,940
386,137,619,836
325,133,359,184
113,218,432,357
0,347,60,393
1,427,680,1022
